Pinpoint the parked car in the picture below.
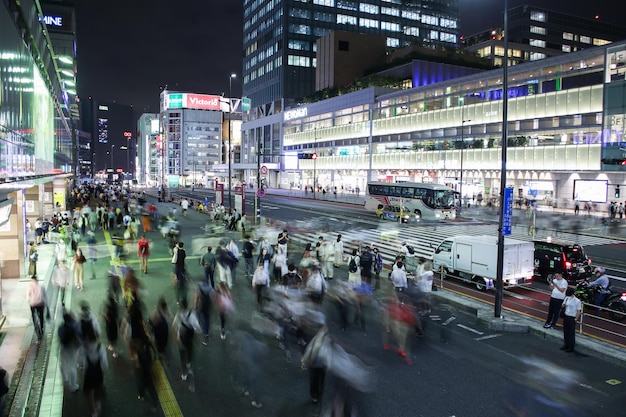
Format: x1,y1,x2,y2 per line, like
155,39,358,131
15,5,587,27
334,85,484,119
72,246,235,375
533,238,592,284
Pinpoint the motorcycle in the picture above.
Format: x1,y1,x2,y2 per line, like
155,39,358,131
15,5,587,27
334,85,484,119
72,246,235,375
574,278,626,322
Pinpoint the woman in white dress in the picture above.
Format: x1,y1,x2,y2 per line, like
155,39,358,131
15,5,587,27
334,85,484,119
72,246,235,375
347,248,361,286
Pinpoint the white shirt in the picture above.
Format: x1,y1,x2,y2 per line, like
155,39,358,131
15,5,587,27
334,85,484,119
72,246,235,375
181,199,189,210
420,270,434,293
252,267,270,286
550,277,568,300
390,268,407,289
562,295,582,317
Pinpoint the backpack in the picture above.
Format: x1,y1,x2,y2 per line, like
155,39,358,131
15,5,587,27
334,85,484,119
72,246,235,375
348,257,358,273
406,245,415,255
59,322,78,347
80,316,96,341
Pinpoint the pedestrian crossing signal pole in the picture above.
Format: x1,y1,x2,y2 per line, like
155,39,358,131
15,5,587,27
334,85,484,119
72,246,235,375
255,137,262,225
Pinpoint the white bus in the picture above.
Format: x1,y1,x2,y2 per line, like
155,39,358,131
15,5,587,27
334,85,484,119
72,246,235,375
365,182,457,220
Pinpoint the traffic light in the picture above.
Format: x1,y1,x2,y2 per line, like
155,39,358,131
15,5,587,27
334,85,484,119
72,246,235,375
616,185,621,199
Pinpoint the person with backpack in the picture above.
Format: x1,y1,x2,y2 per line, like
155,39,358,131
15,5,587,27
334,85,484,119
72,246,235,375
58,311,80,392
372,248,383,290
347,249,361,286
79,325,108,417
173,298,201,382
251,262,270,309
78,301,101,343
359,246,374,285
242,235,256,278
200,246,217,288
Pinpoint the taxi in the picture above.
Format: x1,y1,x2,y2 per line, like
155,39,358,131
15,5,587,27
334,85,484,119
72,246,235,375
375,205,419,224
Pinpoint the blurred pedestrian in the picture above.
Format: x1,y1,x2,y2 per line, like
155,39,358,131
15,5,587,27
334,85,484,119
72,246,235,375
172,298,201,383
419,263,434,313
216,282,235,340
73,248,87,291
252,262,270,309
544,272,567,329
26,275,48,341
150,297,170,360
194,279,213,345
133,337,159,410
102,294,120,359
79,328,108,417
137,234,150,274
216,240,236,289
234,331,268,409
58,311,80,392
53,260,71,305
561,288,582,353
383,293,416,365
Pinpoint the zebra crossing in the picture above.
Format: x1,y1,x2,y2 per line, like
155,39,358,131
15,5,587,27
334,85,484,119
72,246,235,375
288,222,623,270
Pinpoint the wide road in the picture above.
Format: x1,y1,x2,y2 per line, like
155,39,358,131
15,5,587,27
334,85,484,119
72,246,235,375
56,195,626,417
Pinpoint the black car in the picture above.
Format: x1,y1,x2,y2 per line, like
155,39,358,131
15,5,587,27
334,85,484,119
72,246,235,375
533,239,592,284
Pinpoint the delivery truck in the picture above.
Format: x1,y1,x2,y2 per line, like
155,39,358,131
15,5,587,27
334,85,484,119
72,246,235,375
431,235,534,290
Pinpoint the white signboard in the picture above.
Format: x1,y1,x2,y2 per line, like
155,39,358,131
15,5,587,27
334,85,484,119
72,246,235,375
573,180,608,203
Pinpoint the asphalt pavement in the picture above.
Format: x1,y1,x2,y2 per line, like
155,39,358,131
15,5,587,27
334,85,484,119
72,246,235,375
2,192,626,417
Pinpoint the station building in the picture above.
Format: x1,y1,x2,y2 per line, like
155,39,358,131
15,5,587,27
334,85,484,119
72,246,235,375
240,40,626,209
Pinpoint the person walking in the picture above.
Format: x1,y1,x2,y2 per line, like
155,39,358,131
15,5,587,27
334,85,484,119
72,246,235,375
28,242,38,278
242,235,256,278
73,248,87,291
216,240,236,289
251,262,270,309
150,297,170,361
58,311,80,392
137,234,150,274
200,246,217,288
172,241,188,304
102,294,120,359
26,275,48,341
419,263,434,313
277,229,289,257
333,234,344,268
544,272,568,329
215,282,234,340
79,328,108,417
52,260,71,305
560,288,582,353
172,298,201,384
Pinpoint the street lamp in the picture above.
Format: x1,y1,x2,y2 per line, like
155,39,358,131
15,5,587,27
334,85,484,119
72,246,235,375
459,119,471,216
227,73,236,210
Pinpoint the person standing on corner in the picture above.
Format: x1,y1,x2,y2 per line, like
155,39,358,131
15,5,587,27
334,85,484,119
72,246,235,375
242,235,256,278
332,234,344,268
560,287,581,353
28,241,38,278
544,272,568,329
172,241,188,304
200,246,217,288
277,229,289,257
73,248,87,291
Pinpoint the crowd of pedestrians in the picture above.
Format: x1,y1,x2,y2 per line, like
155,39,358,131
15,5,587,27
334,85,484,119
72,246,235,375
28,182,447,416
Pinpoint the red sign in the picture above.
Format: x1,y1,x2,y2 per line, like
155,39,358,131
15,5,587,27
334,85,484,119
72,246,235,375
185,94,221,111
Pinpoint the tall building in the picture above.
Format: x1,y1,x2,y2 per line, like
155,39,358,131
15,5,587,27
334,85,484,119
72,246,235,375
136,114,160,186
242,0,461,108
463,5,626,67
80,99,134,175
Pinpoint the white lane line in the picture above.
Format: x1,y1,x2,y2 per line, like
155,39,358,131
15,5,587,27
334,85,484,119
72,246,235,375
475,334,502,341
457,323,484,335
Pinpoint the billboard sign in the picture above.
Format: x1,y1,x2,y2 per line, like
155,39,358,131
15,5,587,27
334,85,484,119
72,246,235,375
185,94,220,111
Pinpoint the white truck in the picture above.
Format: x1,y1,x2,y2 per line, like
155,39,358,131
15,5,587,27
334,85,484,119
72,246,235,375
431,235,535,290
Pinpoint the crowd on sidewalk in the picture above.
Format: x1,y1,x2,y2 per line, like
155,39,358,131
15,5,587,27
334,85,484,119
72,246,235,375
16,182,448,417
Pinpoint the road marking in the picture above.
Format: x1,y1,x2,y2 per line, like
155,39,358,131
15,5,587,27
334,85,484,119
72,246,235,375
475,334,502,341
442,316,456,326
456,323,484,335
606,379,622,385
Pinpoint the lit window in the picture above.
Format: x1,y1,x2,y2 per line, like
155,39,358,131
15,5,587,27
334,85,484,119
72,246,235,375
313,0,335,5
359,18,379,29
429,30,439,40
381,21,401,32
404,26,419,37
562,45,571,52
529,39,546,48
440,32,456,43
402,10,419,20
439,18,457,29
529,52,546,61
593,38,610,46
337,14,357,25
381,7,399,16
336,0,357,10
530,25,546,35
563,32,574,40
422,14,438,25
387,38,399,47
530,11,545,22
360,3,379,14
580,35,591,44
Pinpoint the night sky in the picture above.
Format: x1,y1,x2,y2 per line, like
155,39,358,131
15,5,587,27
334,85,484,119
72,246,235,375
75,0,620,115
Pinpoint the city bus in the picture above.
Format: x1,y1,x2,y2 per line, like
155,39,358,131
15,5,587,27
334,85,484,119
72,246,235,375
365,182,457,220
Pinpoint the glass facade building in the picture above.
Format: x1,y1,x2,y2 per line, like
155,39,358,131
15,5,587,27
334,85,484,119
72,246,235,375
242,0,461,108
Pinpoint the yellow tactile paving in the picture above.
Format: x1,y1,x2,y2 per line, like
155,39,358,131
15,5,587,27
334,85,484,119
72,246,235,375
152,361,183,417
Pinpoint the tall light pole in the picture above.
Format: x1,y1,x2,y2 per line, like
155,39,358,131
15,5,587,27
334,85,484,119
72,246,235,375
313,129,318,199
458,118,471,217
110,144,115,169
228,73,236,210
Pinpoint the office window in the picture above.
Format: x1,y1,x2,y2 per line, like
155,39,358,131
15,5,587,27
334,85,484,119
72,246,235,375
313,0,335,5
440,32,456,43
381,21,401,32
562,45,571,52
530,25,546,35
360,18,379,29
530,11,545,22
494,46,504,56
440,18,457,29
404,26,419,37
530,52,546,61
336,0,357,10
530,39,546,48
422,14,438,25
580,35,591,44
360,3,379,14
289,8,310,18
429,30,439,40
381,7,399,16
289,24,310,35
314,11,333,22
387,38,399,48
402,10,419,20
563,32,574,40
289,40,310,51
594,38,611,46
288,55,311,67
337,14,357,25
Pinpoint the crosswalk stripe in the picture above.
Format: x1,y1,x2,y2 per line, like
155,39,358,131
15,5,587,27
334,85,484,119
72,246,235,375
289,223,621,271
